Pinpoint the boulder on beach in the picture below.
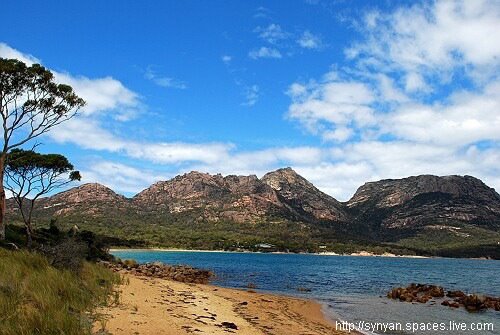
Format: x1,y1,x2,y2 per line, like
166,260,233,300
102,260,213,284
387,284,499,312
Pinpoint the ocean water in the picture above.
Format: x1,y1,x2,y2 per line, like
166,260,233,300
111,250,500,334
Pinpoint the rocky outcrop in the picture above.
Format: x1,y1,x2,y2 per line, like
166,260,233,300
36,183,130,217
347,175,500,229
103,259,213,284
262,168,349,222
388,283,500,312
132,171,286,223
131,168,351,224
387,284,444,303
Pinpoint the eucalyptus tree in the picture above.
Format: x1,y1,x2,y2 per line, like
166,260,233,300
0,58,85,240
5,149,81,247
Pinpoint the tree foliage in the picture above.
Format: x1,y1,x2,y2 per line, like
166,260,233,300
0,58,85,239
0,58,85,151
4,149,81,246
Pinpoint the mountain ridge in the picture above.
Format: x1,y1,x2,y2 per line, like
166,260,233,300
7,168,500,257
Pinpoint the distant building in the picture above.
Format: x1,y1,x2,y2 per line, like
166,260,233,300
318,245,327,249
254,243,275,249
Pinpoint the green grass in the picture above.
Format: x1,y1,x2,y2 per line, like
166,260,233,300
0,248,121,335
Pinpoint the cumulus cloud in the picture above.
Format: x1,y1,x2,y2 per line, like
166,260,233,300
80,160,169,194
56,73,140,118
49,118,233,165
346,0,500,89
287,80,376,142
384,82,500,146
284,0,500,199
0,43,141,120
186,146,324,177
248,47,282,59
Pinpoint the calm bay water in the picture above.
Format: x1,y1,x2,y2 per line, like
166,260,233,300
111,250,500,334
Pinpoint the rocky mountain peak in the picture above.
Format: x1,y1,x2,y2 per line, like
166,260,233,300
347,174,500,229
261,167,313,191
262,168,349,222
134,171,228,203
34,182,129,218
348,175,500,209
51,183,126,203
223,174,266,195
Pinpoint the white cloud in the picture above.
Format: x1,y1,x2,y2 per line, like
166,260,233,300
322,127,353,142
56,73,140,117
0,43,141,120
4,0,500,207
254,6,270,19
144,67,187,89
127,142,232,165
249,47,282,59
377,74,408,102
283,0,500,199
242,85,259,106
254,24,288,44
186,146,323,178
297,31,323,49
405,72,429,92
295,162,376,200
0,44,235,166
347,0,500,88
0,43,40,65
384,81,500,146
50,118,233,165
364,10,380,29
221,55,232,64
49,118,125,152
81,160,169,194
287,80,376,141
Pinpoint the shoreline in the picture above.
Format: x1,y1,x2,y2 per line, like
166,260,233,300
96,273,353,335
109,247,431,259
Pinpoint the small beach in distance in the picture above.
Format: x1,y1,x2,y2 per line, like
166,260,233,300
109,248,434,259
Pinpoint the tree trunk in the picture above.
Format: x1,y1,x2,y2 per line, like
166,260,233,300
0,154,5,241
26,223,33,249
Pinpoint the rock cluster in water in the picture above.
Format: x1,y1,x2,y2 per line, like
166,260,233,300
387,283,500,312
102,260,213,284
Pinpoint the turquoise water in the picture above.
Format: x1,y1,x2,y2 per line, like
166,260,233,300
111,250,500,334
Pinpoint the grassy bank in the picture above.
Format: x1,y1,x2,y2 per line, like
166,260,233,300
0,248,120,335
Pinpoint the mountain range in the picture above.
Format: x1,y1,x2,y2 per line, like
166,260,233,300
7,168,500,258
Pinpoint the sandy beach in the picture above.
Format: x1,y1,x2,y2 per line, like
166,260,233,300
95,274,348,335
110,247,430,259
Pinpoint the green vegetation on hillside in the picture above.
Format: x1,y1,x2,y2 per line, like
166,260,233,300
7,201,500,259
13,212,496,258
0,248,120,335
393,224,500,258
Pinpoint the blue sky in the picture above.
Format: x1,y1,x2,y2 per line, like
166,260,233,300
1,0,499,200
